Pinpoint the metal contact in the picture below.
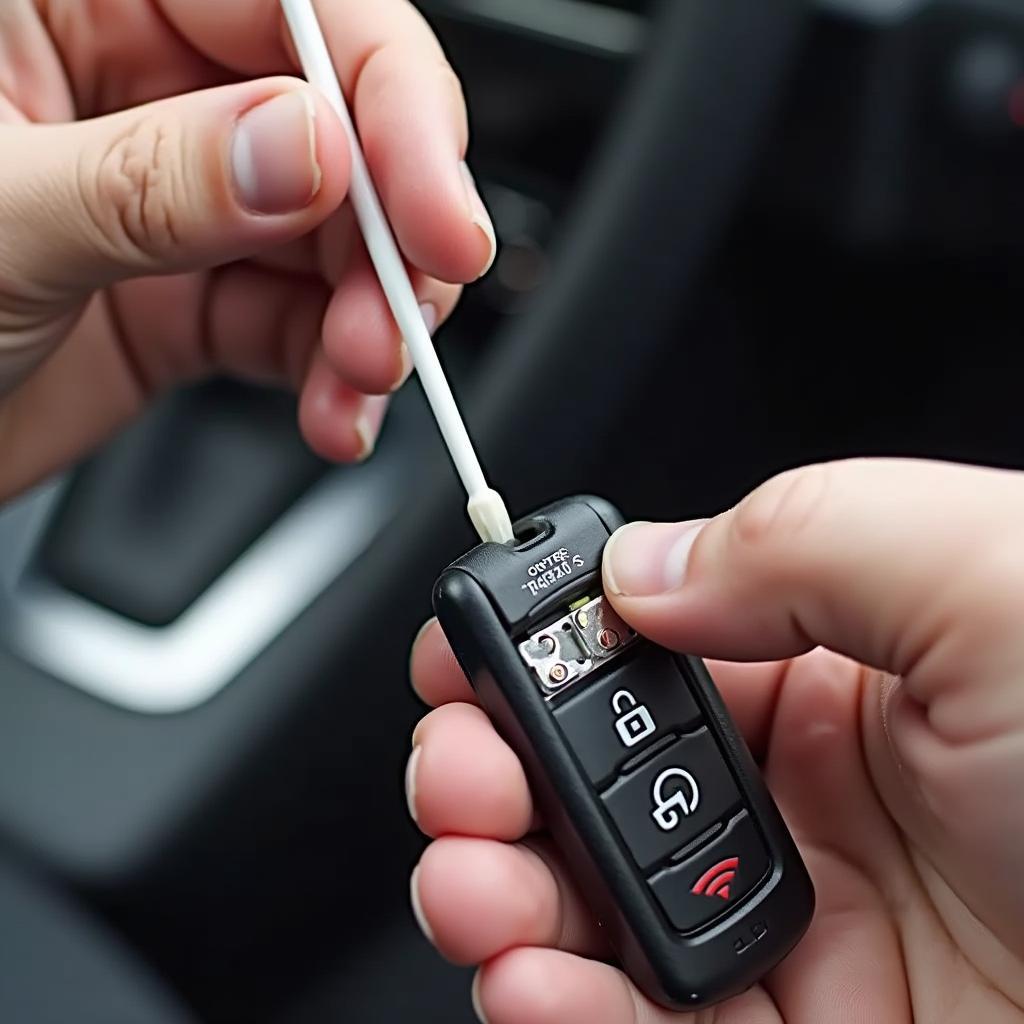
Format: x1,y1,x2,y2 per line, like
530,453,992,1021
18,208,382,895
517,595,636,697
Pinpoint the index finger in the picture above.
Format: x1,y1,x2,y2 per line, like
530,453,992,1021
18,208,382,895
161,0,494,282
411,618,476,708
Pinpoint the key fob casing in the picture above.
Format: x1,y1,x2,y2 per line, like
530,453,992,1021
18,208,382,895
433,496,814,1011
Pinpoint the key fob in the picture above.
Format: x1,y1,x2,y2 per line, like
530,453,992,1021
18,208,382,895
432,495,814,1011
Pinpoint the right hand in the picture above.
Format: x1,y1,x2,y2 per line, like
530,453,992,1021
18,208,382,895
0,1,494,503
407,459,1024,1023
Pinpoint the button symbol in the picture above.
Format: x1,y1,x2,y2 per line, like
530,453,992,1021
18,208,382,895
611,690,656,748
691,857,739,901
650,767,700,831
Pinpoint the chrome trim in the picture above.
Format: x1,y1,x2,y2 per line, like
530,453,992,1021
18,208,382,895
0,454,402,715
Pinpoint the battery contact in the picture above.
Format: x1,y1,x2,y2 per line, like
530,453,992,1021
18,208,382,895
518,595,637,698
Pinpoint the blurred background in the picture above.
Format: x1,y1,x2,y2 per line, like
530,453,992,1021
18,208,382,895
2,0,1024,1020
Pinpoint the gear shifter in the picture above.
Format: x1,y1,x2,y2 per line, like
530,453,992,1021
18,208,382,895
41,382,327,626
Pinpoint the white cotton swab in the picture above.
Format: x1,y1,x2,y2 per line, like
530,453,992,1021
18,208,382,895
279,0,515,546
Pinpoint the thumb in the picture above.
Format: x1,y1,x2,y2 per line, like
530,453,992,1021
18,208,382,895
602,459,1024,726
0,75,347,317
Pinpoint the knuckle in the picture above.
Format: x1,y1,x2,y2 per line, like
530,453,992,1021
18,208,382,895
731,464,832,557
82,116,187,265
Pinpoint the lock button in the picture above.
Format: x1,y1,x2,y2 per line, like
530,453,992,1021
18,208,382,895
553,647,702,788
601,730,742,872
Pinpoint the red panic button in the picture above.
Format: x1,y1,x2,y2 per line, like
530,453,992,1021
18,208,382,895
650,812,771,933
692,856,740,901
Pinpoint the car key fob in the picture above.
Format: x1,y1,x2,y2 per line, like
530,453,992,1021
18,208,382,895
432,495,814,1011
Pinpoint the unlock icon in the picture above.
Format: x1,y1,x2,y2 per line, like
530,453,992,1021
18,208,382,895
611,690,656,748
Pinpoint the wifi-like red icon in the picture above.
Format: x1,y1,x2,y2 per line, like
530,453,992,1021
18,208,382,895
691,856,739,901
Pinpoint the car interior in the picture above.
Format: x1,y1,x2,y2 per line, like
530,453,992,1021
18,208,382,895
2,0,1024,1020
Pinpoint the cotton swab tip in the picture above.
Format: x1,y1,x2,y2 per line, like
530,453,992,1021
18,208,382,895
468,489,515,545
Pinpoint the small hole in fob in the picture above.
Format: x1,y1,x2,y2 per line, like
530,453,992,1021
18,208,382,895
513,518,552,550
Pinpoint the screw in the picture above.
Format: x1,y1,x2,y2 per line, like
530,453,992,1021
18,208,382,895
598,628,620,650
575,610,589,629
537,635,556,654
548,663,569,685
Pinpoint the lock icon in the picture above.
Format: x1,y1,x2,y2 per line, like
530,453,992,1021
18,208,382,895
650,767,701,831
611,690,657,748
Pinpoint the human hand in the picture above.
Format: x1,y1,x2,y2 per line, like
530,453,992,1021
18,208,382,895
0,0,494,502
406,460,1024,1022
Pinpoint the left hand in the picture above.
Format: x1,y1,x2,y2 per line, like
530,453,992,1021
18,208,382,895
0,0,494,502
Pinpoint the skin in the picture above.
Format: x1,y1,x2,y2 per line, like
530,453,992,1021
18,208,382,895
0,0,495,502
408,460,1024,1023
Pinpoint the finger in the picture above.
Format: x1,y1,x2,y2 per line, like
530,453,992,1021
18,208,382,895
763,651,909,887
102,264,327,397
474,948,781,1024
757,650,914,1022
412,837,606,966
322,242,462,395
298,349,389,463
250,203,357,283
705,658,788,763
353,43,496,283
33,0,229,119
407,703,533,841
0,78,348,393
159,0,435,81
603,459,1024,711
410,618,477,708
1,78,347,292
202,267,327,388
162,0,496,281
249,235,320,278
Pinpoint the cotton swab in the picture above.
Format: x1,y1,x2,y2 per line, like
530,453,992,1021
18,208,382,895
279,0,515,545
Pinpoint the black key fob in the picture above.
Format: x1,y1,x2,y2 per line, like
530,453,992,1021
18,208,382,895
432,496,814,1011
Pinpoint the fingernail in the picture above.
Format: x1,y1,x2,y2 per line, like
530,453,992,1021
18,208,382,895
390,344,414,393
405,745,422,824
410,865,435,943
471,971,488,1024
413,617,436,650
232,90,321,215
355,415,375,461
460,161,497,277
604,520,709,597
354,396,389,461
409,619,437,705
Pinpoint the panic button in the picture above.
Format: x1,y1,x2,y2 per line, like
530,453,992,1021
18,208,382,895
650,811,771,932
